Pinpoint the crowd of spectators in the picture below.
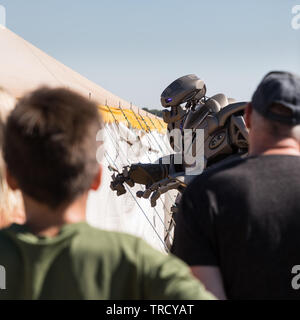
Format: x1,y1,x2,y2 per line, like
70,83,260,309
0,71,300,300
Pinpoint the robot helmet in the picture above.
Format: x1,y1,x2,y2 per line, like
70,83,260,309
161,74,206,108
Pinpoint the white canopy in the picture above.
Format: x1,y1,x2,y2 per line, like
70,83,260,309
0,26,172,252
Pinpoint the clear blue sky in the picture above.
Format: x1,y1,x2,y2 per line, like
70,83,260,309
1,0,300,109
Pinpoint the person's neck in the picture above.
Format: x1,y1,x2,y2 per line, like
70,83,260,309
249,138,300,157
22,193,88,237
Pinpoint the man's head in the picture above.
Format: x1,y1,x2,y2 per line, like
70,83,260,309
4,87,103,209
245,71,300,155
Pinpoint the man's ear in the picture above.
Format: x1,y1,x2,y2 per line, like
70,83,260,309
245,103,252,129
90,165,102,191
6,168,19,191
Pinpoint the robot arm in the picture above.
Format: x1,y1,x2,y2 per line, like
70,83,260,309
110,162,169,196
136,173,187,207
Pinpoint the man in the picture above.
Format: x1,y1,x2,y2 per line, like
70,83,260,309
0,87,214,300
171,71,300,300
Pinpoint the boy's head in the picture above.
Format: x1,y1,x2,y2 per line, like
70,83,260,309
4,87,103,209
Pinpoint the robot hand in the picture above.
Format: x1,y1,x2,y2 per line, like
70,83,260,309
110,166,135,196
136,173,187,207
110,163,169,196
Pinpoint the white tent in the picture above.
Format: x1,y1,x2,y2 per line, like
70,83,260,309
0,26,173,252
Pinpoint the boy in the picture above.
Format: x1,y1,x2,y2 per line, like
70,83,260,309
0,87,214,300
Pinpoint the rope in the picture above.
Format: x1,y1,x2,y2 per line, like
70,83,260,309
106,103,119,125
146,114,173,154
103,123,174,245
118,103,132,129
130,108,177,226
104,151,169,252
104,104,176,246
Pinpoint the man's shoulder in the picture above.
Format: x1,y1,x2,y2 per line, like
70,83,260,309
188,156,248,191
192,154,300,186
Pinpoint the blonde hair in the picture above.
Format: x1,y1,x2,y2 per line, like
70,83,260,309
0,88,24,228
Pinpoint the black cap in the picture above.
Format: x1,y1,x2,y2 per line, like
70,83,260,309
251,71,300,124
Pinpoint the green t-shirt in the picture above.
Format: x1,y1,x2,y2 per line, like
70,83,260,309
0,222,214,300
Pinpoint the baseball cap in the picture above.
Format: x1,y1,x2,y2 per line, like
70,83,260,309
251,71,300,124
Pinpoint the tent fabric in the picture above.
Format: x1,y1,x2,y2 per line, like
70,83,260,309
87,122,174,252
0,26,173,251
98,105,166,133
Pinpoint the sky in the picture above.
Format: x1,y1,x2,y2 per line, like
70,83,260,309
0,0,300,109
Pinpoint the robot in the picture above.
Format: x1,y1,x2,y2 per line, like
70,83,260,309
110,74,249,248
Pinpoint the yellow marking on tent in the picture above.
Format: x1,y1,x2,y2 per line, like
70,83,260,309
98,105,167,133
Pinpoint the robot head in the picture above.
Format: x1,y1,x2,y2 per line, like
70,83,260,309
161,74,206,108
